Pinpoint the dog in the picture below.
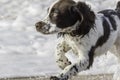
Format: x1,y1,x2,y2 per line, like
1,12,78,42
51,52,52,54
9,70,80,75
35,0,120,80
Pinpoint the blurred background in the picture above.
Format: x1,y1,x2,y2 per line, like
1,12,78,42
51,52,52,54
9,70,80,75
0,0,119,78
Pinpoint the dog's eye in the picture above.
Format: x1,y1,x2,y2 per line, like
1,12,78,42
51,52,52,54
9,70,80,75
51,8,59,17
51,8,59,13
54,9,59,13
53,10,59,17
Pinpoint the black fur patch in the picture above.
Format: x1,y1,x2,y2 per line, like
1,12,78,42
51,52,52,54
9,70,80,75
115,1,120,19
70,65,78,72
99,10,117,30
96,17,111,46
57,32,67,37
87,17,111,69
58,59,63,62
87,46,95,69
116,1,120,12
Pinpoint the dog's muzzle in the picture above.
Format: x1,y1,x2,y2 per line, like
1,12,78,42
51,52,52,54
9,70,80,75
35,21,50,34
35,21,59,34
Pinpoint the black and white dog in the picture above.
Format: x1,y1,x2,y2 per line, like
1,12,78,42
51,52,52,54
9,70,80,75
35,0,120,80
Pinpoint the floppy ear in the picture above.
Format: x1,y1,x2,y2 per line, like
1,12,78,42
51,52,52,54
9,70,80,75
69,6,84,24
69,2,95,36
75,2,95,25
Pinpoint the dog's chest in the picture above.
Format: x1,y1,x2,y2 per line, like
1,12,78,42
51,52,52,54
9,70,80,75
63,34,91,55
64,35,80,44
64,35,81,54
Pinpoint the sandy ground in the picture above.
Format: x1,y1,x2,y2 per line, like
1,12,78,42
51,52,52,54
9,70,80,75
0,74,113,80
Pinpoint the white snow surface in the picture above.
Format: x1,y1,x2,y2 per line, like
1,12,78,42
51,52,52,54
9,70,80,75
0,0,119,78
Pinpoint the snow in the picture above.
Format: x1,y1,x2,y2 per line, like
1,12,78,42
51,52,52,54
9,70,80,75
0,0,119,78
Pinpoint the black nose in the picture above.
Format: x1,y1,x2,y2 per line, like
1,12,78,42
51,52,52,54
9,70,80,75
35,21,45,29
35,21,47,32
35,22,41,28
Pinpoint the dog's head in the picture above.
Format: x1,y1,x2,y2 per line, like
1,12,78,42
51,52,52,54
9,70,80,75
35,0,95,35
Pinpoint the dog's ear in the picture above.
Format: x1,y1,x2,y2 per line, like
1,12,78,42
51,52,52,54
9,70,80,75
69,6,76,15
69,2,95,36
69,5,84,23
75,2,95,25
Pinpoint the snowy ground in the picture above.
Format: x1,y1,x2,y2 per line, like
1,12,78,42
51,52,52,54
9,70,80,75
0,0,119,78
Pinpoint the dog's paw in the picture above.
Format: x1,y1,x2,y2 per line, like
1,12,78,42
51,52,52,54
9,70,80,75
50,76,59,80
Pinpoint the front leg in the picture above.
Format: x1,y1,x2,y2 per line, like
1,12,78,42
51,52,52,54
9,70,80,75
50,40,72,80
58,55,89,80
51,47,93,80
50,56,89,80
55,40,71,70
50,34,95,80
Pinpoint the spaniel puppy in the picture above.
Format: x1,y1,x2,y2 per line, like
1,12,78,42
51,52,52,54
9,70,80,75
35,0,120,80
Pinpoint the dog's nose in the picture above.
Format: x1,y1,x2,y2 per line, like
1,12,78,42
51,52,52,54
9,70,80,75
35,21,45,28
35,21,47,32
35,21,42,32
35,21,45,29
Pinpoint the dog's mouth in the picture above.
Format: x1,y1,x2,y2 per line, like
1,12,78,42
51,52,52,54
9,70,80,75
35,21,61,35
